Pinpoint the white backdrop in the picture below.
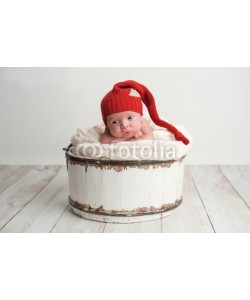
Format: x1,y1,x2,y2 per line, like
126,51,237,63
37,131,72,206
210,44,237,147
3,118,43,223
0,67,249,165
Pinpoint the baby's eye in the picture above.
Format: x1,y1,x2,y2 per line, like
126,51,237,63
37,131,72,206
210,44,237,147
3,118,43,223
128,116,135,120
112,120,119,125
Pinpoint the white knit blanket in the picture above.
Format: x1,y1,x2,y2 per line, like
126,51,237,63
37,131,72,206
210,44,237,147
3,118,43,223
70,120,192,161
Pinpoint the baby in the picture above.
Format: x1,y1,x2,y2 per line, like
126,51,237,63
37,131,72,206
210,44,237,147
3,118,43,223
100,80,189,145
100,111,153,144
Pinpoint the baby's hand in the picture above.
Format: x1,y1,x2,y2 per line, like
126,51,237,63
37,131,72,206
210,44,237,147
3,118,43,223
133,130,143,139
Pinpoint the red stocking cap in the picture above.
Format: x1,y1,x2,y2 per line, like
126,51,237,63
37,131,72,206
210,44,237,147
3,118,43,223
101,80,189,145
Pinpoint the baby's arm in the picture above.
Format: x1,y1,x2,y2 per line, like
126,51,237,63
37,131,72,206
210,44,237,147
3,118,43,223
100,130,133,144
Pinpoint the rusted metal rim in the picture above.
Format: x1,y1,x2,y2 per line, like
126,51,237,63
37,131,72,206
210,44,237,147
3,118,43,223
69,196,182,217
66,151,185,167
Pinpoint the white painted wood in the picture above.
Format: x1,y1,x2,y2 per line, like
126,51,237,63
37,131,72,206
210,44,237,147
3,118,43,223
162,166,214,232
220,165,250,208
0,165,33,192
0,166,61,229
67,154,185,223
1,167,68,233
189,165,250,232
72,207,176,224
104,218,162,233
51,206,105,233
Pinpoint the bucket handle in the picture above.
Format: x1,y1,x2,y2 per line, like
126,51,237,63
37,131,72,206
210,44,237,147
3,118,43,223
63,143,72,152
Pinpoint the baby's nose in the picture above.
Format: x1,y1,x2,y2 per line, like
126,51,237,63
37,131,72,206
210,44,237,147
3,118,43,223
121,120,128,128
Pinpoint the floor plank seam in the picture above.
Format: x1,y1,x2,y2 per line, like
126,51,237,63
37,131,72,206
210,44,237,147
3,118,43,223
219,165,250,210
189,167,216,233
0,166,62,231
50,204,70,233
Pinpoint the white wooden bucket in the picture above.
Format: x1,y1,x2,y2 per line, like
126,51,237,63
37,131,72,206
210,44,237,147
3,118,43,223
65,149,185,223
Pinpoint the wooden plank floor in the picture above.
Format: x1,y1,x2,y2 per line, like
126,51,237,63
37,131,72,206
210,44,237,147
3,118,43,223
0,165,249,233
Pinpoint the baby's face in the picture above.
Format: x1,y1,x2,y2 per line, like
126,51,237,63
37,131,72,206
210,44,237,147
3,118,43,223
106,111,142,138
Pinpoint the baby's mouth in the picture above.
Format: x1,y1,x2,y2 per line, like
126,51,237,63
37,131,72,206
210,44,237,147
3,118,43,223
122,130,129,136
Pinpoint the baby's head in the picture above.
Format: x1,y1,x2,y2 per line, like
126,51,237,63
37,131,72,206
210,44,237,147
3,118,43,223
100,80,190,144
101,82,144,137
106,110,142,138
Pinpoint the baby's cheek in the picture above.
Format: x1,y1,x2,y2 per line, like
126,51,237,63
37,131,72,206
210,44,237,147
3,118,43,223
108,125,115,131
134,121,142,130
111,126,118,132
110,127,122,137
